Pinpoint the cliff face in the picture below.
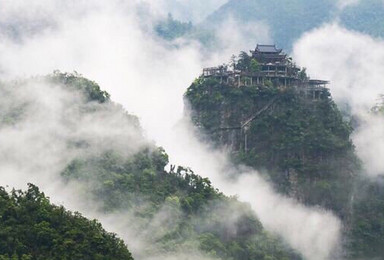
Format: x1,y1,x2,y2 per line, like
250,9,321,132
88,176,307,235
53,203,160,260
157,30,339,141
185,77,360,220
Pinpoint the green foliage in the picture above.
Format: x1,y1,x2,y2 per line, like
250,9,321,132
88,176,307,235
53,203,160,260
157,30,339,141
348,177,384,258
184,61,384,258
186,77,279,133
186,76,360,220
50,73,301,259
298,68,307,81
62,147,301,259
48,71,110,103
154,14,216,46
0,184,133,260
236,51,252,71
0,73,301,259
250,59,261,73
235,52,260,73
346,98,384,258
155,13,193,40
62,147,220,214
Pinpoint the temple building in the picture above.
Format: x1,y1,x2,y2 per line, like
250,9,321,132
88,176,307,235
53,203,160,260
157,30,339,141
250,44,300,87
202,44,329,100
251,44,286,63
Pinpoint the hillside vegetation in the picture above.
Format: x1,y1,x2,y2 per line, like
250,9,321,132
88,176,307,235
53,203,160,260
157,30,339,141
0,72,301,260
347,99,384,258
54,72,301,260
186,77,359,219
0,184,133,260
184,51,384,258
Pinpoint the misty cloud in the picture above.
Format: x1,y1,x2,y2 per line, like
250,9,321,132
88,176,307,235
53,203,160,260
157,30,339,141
293,23,384,177
353,114,384,176
213,17,271,60
293,23,384,111
0,77,145,191
163,117,342,260
0,76,223,260
336,0,361,10
145,0,228,23
0,1,345,259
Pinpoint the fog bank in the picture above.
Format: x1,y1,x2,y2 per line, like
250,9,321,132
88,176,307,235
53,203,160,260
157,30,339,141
0,1,346,259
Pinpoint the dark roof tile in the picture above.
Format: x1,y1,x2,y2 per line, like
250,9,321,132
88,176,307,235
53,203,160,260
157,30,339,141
256,44,282,53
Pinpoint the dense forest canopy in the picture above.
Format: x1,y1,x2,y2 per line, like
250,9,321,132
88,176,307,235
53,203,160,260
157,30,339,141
0,184,133,260
185,76,359,219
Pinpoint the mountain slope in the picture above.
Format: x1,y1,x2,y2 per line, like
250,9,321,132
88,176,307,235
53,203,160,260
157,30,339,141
185,77,359,219
52,73,301,260
184,49,376,257
0,72,301,260
346,100,384,258
205,0,384,50
0,184,133,260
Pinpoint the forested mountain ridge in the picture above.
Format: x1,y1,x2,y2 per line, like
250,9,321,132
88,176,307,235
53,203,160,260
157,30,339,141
185,71,359,220
0,72,301,260
184,48,384,259
53,72,301,260
207,0,384,50
0,184,133,260
205,0,334,50
157,0,384,50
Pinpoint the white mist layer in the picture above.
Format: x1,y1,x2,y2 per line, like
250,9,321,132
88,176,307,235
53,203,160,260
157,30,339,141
0,78,220,260
293,23,384,177
0,1,342,259
143,0,228,23
0,79,145,200
165,118,342,260
337,0,360,10
353,114,384,176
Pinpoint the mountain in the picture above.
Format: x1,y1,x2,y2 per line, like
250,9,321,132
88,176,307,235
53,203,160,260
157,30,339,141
349,176,384,258
0,184,133,260
184,47,384,258
347,100,384,258
52,72,301,260
205,0,384,50
185,63,359,219
340,0,384,38
155,14,193,41
0,72,301,260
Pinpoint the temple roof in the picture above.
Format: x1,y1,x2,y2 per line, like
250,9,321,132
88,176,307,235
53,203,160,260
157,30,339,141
255,44,282,54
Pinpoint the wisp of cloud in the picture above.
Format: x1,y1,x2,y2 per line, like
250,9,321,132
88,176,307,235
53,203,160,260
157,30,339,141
0,1,346,259
293,23,384,177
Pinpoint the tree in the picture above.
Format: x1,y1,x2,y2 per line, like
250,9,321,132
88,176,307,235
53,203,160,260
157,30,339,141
250,59,261,72
0,184,133,260
298,68,308,81
236,51,251,71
